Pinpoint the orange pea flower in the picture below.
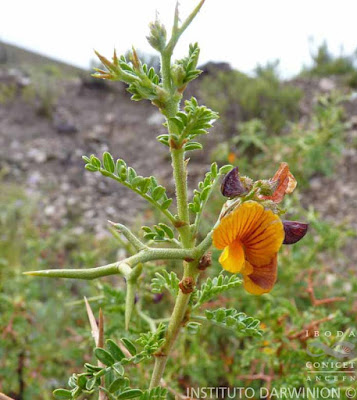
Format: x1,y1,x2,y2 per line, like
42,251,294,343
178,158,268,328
213,201,284,295
262,162,297,203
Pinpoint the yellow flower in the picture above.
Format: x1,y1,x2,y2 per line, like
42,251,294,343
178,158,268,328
213,201,284,295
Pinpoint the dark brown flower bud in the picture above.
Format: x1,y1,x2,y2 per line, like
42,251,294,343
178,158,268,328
283,220,309,245
198,252,212,270
221,167,247,198
179,277,195,294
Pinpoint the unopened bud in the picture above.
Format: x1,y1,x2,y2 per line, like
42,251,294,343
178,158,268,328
283,220,309,245
221,167,247,198
147,19,167,52
130,47,141,71
171,64,186,89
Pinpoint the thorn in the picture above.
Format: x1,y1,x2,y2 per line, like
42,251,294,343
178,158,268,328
98,308,104,348
84,296,99,346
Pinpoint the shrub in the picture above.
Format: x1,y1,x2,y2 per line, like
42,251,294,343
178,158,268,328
199,61,302,134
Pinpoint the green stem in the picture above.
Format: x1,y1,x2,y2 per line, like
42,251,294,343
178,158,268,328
149,5,210,381
24,261,131,280
166,0,206,54
24,247,195,279
150,262,199,388
108,221,147,251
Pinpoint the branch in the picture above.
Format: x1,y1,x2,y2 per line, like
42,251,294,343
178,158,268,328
166,0,205,53
108,221,147,251
24,261,130,280
307,270,346,306
24,247,195,280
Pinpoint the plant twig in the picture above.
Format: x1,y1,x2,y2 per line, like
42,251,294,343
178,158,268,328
307,269,346,306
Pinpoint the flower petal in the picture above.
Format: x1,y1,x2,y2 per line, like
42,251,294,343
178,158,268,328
242,213,284,267
262,163,296,203
213,201,265,249
221,167,247,198
243,255,278,295
283,220,309,244
219,240,245,273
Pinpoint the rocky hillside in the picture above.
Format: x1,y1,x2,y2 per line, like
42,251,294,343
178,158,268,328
0,61,356,263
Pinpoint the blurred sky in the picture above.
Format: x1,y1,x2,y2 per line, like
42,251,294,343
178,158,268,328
2,0,357,77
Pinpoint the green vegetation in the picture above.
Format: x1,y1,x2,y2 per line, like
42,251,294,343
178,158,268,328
199,61,303,134
212,92,348,186
302,42,357,88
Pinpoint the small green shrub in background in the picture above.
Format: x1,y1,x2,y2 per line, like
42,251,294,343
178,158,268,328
302,41,357,78
269,92,347,184
213,92,348,186
302,42,357,89
199,60,303,135
21,64,63,119
0,82,17,104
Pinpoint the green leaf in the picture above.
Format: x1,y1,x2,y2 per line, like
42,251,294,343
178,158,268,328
103,152,115,173
156,134,170,146
136,324,166,357
152,186,165,201
82,155,91,163
118,389,143,399
200,186,211,201
94,347,115,366
90,155,101,168
174,43,202,86
86,377,97,390
113,362,125,376
77,375,87,389
109,377,125,393
128,167,137,182
120,338,137,356
219,164,233,174
210,162,218,178
203,307,263,337
151,270,179,296
143,232,156,240
131,176,144,188
82,153,174,221
84,363,103,372
100,169,113,177
158,223,174,239
53,389,73,399
194,274,242,308
184,142,203,151
161,199,172,209
106,339,126,361
85,164,99,172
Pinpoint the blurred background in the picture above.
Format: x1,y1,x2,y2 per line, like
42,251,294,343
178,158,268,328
1,1,357,399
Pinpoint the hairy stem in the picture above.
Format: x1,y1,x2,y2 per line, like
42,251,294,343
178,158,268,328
24,247,195,279
150,261,199,388
149,7,209,381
